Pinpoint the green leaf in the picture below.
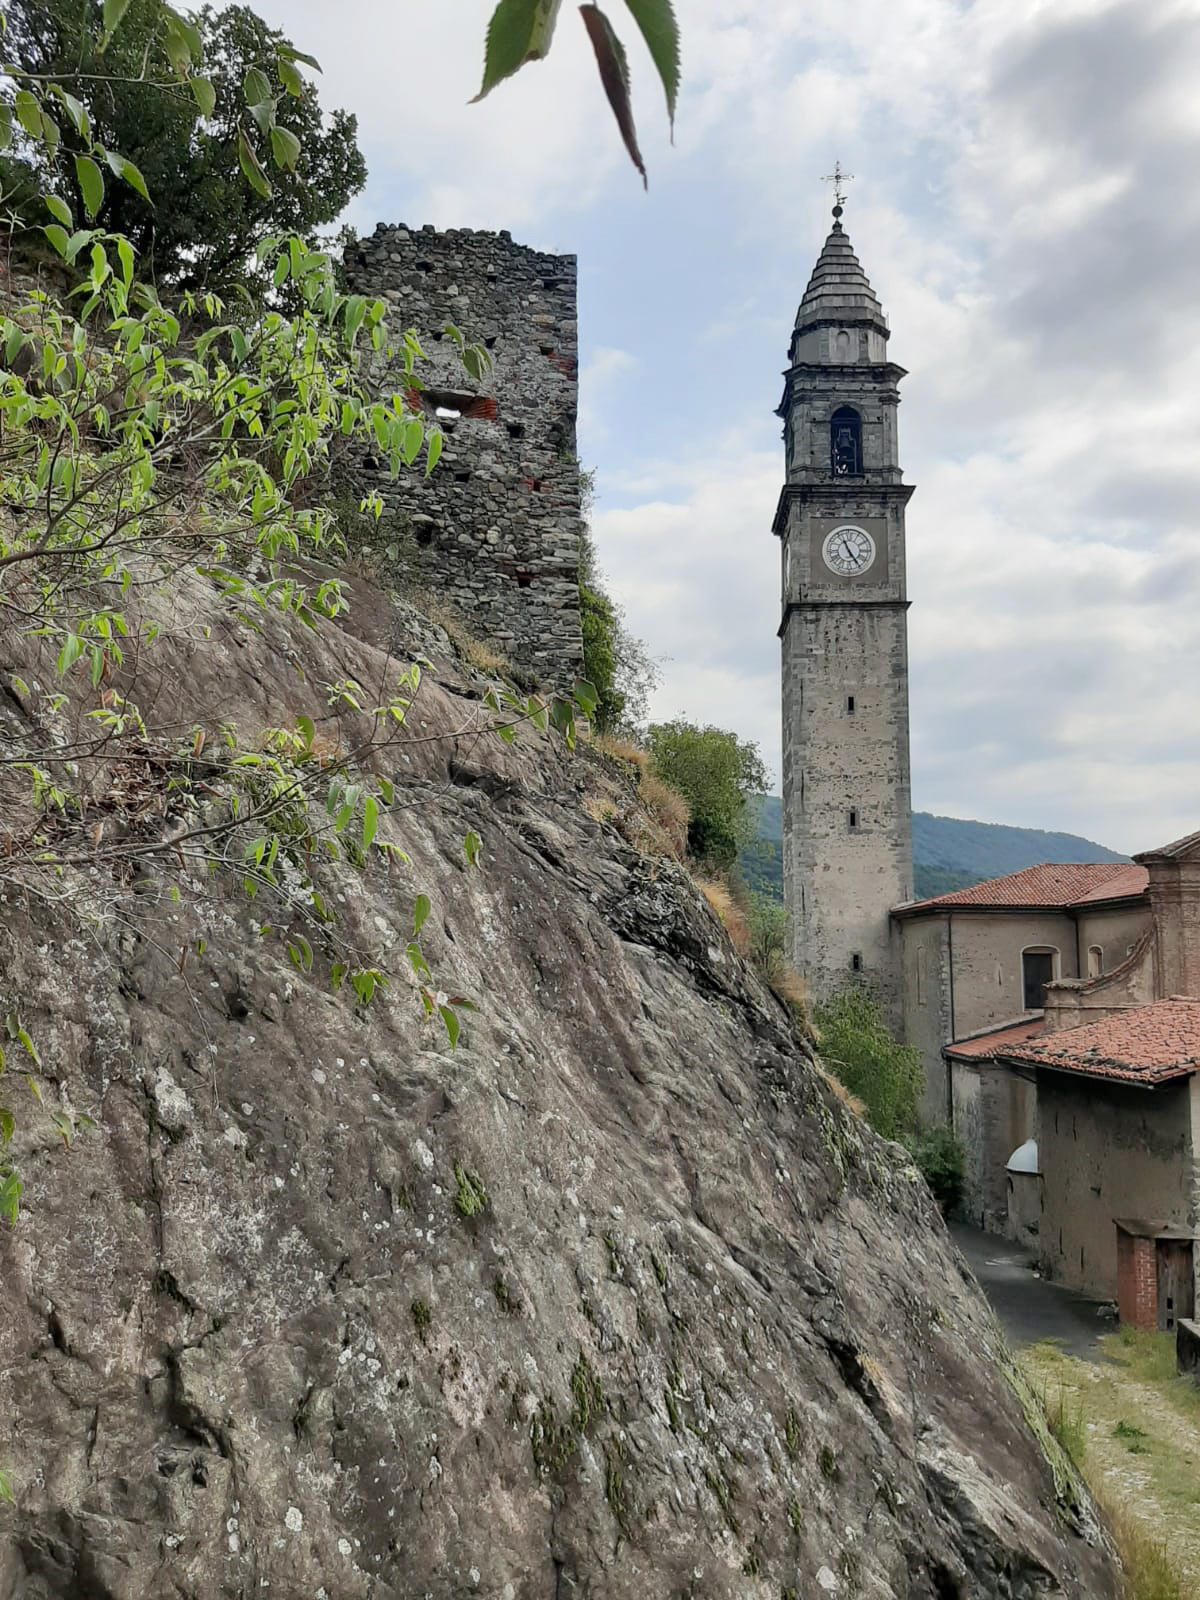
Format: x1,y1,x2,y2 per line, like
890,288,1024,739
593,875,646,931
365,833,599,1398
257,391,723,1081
43,223,70,258
406,943,431,978
296,713,315,752
115,234,134,287
277,43,322,70
0,1173,21,1227
287,935,313,972
114,155,150,202
622,0,680,131
0,1109,11,1146
44,194,71,227
244,65,273,106
269,124,301,172
162,6,202,74
190,76,217,118
439,1006,461,1049
413,894,431,937
361,794,378,851
237,129,273,198
464,831,483,867
14,91,42,141
580,5,646,186
277,56,305,96
101,0,134,46
49,86,90,139
75,154,104,220
573,678,599,717
49,1110,73,1147
473,0,563,102
462,344,490,382
0,104,12,154
56,633,83,675
425,429,444,477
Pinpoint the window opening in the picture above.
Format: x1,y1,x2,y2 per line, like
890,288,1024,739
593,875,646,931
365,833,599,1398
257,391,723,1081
830,406,862,477
515,571,533,589
435,405,461,421
1022,948,1056,1010
1088,945,1103,979
847,695,856,714
851,952,863,972
848,808,859,830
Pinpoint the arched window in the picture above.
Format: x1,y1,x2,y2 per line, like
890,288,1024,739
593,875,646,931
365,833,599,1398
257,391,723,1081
830,406,862,477
1088,945,1104,979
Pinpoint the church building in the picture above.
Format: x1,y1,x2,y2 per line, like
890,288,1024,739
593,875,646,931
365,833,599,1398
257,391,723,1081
774,193,914,1025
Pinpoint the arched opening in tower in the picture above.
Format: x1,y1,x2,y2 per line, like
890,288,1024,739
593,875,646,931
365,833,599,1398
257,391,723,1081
830,406,862,477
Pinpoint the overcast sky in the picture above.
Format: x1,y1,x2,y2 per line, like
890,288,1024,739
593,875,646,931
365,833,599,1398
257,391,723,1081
248,0,1200,856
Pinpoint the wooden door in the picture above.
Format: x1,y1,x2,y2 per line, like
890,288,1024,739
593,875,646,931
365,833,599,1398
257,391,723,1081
1155,1240,1195,1332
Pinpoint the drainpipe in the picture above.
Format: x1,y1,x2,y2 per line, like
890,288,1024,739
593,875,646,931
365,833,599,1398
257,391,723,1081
945,912,956,1125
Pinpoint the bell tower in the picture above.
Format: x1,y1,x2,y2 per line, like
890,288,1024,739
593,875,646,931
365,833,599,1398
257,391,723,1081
773,191,914,1021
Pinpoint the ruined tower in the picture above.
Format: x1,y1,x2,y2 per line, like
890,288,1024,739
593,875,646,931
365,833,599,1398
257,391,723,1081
343,224,584,683
774,202,914,1020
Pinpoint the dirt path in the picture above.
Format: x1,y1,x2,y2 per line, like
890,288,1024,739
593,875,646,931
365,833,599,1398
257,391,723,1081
1022,1331,1200,1593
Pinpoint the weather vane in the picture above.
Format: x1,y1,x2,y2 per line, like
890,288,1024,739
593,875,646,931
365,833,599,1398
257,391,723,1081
822,161,854,214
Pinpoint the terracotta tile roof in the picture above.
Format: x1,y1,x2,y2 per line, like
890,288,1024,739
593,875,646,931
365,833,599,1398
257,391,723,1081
895,861,1146,914
997,998,1200,1085
944,1019,1045,1060
1070,865,1150,905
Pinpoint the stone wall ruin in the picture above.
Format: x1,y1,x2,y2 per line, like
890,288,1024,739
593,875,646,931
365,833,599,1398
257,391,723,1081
342,224,584,684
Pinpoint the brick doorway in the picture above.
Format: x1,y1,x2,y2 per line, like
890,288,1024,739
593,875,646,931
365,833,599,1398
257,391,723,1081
1116,1219,1195,1331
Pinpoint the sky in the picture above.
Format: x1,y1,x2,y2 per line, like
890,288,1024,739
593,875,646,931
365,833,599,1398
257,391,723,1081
244,0,1200,856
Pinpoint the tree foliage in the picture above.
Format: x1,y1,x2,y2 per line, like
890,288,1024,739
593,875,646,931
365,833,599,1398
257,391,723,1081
0,0,366,287
645,720,767,866
813,988,924,1145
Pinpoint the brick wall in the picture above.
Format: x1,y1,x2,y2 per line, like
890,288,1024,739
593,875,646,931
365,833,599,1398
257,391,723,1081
1116,1228,1158,1330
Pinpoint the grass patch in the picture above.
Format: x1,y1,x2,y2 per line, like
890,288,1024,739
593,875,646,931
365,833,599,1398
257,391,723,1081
1022,1336,1198,1599
697,876,751,956
411,590,511,676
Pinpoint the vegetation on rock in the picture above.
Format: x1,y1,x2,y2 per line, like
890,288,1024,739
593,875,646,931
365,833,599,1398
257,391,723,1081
645,719,766,867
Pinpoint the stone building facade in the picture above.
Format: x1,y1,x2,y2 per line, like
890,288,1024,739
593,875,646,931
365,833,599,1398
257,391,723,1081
893,862,1151,1130
775,209,914,1022
341,224,584,683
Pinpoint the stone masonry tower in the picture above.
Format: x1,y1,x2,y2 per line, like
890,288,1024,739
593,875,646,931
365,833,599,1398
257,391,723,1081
773,201,914,1021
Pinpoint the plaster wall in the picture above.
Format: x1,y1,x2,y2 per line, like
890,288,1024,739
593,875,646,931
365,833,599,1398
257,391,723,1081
898,917,952,1121
1037,1074,1196,1298
952,1062,1037,1231
1075,905,1149,975
944,912,1077,1039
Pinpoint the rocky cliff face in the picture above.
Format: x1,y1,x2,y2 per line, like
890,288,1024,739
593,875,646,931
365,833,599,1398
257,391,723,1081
0,573,1118,1599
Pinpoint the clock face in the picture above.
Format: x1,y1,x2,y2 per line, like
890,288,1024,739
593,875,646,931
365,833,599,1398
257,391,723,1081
822,525,876,576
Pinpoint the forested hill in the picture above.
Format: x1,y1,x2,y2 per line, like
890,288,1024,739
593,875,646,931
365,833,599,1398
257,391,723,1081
743,800,1127,903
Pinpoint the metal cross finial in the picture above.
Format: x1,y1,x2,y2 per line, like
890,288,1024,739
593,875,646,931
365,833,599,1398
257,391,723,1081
822,161,854,214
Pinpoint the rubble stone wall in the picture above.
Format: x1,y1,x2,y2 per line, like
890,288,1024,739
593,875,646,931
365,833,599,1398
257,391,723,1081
341,223,584,684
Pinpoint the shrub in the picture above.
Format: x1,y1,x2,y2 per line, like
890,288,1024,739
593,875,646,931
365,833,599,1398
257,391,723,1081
645,721,767,869
813,988,923,1143
903,1124,965,1216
